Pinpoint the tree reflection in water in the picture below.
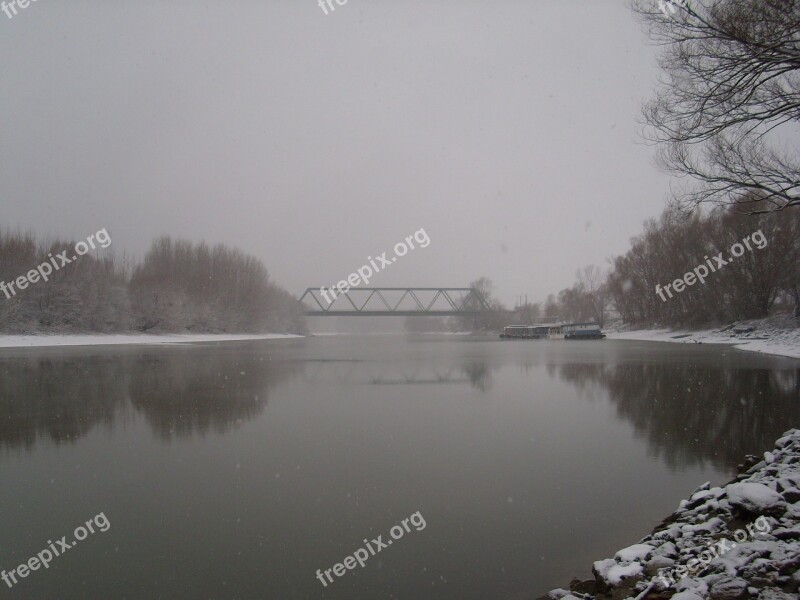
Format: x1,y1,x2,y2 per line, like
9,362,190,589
556,361,800,472
0,346,303,450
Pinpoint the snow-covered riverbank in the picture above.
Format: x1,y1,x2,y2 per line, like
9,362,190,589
0,333,304,348
607,316,800,359
539,429,800,600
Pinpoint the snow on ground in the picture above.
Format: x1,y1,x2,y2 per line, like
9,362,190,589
539,429,800,600
607,316,800,359
0,333,303,348
615,544,655,563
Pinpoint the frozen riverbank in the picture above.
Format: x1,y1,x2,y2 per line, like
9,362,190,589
538,429,800,600
0,333,304,348
607,316,800,359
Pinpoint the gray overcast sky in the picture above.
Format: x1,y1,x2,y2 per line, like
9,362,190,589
1,0,672,306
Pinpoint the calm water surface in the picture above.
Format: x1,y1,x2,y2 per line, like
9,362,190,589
0,335,798,599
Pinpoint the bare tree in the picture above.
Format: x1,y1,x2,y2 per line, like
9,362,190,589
463,277,502,331
633,0,800,213
543,294,560,320
605,198,799,325
577,265,610,326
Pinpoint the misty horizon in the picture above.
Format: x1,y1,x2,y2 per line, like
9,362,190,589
1,1,673,307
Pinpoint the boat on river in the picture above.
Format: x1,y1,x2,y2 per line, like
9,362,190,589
499,322,605,340
499,325,549,339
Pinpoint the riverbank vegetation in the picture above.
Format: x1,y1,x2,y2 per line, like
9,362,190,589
552,200,800,328
0,233,306,334
406,199,799,332
498,0,800,331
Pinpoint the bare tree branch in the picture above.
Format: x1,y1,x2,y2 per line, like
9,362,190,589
633,0,800,212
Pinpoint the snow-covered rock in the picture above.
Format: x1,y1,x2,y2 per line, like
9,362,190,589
605,562,642,586
543,589,577,600
725,482,786,515
671,592,704,600
614,543,653,562
709,577,749,600
537,429,800,600
591,558,616,583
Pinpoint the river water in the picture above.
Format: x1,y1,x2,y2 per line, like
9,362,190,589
0,335,798,599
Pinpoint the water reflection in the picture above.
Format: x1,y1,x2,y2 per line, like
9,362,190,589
555,361,800,472
1,340,797,475
0,347,302,451
0,355,126,449
301,358,493,390
129,351,301,440
2,337,798,600
462,361,493,391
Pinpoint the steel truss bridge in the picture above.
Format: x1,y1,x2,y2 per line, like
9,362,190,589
299,287,490,317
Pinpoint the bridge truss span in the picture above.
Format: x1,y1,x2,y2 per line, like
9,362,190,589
299,287,490,317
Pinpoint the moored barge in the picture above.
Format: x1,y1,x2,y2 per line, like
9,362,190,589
499,322,605,340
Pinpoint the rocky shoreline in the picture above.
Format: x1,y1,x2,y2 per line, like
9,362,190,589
538,429,800,600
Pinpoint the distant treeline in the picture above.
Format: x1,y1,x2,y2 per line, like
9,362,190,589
0,233,306,334
540,199,800,327
410,200,800,333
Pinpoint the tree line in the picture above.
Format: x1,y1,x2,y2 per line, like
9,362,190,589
531,200,799,328
0,232,306,334
405,199,798,333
